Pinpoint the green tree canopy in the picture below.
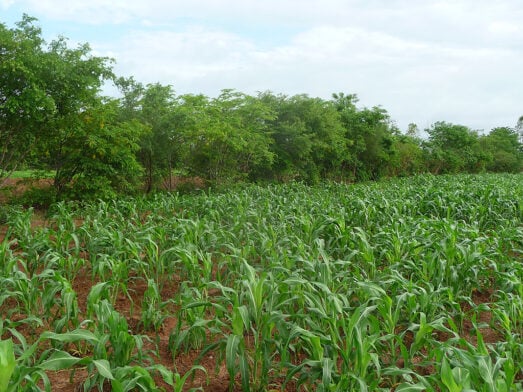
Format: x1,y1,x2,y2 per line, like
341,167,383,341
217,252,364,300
480,127,523,173
423,121,487,174
115,80,180,192
0,15,55,183
2,16,145,200
259,92,347,183
333,93,396,181
181,89,275,184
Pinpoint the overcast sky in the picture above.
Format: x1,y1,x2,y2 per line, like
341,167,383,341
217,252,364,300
2,0,523,133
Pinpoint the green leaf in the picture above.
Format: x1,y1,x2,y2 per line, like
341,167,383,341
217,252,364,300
155,365,174,386
452,367,471,389
111,379,124,392
239,348,250,392
502,356,515,387
475,329,488,356
232,306,244,336
441,357,460,392
321,357,333,388
93,359,114,380
395,382,427,391
225,335,240,380
0,339,15,392
169,365,207,392
41,329,99,344
182,301,211,310
309,335,323,361
38,350,84,371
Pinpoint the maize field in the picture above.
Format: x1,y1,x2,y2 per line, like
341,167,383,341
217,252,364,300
0,173,522,391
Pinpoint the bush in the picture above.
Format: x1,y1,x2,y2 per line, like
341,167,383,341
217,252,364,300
13,186,57,209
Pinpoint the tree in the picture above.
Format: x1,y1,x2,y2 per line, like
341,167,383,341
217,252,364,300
0,15,55,184
333,93,396,181
406,123,420,138
36,35,128,198
0,16,146,200
388,134,425,177
258,92,347,183
256,92,311,180
43,100,145,199
181,90,275,184
141,84,181,191
517,116,523,145
423,121,487,174
480,127,523,173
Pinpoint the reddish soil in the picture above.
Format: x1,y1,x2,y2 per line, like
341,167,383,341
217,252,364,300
0,179,231,391
0,177,53,204
462,289,503,345
1,259,231,391
160,175,206,192
56,273,231,391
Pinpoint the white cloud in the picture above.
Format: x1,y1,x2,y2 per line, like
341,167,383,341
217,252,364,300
0,0,15,9
4,0,523,131
112,27,255,83
488,21,521,35
19,0,142,24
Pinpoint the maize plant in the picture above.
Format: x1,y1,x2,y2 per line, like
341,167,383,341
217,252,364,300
0,173,522,390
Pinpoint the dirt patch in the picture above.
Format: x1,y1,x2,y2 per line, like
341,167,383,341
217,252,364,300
160,176,206,192
460,289,503,345
0,226,7,244
0,177,53,204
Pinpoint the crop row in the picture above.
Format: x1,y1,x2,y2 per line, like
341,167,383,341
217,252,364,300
1,173,522,391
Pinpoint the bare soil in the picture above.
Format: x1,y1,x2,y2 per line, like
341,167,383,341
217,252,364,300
0,177,53,204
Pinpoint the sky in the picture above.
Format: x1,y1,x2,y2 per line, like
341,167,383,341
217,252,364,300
2,0,523,133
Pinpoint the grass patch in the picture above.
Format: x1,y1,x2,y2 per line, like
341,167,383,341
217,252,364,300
9,170,55,179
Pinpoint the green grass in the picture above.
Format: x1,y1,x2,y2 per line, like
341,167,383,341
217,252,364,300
8,170,55,179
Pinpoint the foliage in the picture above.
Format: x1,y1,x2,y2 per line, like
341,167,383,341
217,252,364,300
1,174,523,390
51,101,145,200
1,16,145,202
480,127,523,173
388,134,425,177
260,92,347,183
2,15,523,203
333,92,397,181
115,79,179,192
181,90,275,184
0,15,55,184
423,121,486,174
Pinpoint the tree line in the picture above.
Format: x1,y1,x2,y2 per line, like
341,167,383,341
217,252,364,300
1,16,522,202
